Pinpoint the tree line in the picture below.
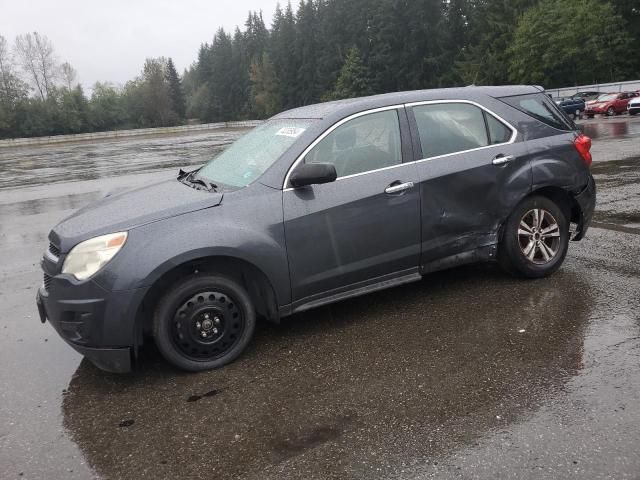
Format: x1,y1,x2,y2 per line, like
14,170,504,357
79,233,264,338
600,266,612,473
0,33,186,139
1,0,638,139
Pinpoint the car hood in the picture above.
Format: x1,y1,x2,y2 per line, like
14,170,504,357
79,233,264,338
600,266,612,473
51,179,223,252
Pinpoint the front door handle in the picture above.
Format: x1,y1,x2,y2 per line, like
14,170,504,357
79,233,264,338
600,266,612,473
492,155,515,166
385,181,414,194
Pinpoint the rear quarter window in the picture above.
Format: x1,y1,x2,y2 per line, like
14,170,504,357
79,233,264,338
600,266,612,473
500,93,573,131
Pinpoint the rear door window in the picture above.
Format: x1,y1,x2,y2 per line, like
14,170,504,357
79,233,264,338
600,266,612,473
412,103,489,158
501,93,573,131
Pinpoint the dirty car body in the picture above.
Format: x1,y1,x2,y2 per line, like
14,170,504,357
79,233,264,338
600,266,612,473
37,86,596,373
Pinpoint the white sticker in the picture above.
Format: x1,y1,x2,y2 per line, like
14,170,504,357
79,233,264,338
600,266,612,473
276,127,306,138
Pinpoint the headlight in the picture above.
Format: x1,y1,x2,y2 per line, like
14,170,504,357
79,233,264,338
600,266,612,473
62,232,128,280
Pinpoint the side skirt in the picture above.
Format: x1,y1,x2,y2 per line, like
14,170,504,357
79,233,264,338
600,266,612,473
280,269,422,317
421,244,497,275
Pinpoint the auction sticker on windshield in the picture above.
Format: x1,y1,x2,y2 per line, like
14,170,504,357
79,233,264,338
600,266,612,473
276,127,306,138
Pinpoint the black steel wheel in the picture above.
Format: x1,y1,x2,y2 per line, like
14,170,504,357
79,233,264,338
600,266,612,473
498,195,569,279
153,275,255,371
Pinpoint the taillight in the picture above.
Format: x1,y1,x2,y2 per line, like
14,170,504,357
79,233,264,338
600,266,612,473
574,134,592,168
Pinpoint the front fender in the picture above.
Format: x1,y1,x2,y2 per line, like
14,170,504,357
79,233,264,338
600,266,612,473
93,185,291,305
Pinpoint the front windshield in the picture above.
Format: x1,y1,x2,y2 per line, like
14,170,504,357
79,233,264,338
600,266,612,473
197,119,315,188
596,94,617,102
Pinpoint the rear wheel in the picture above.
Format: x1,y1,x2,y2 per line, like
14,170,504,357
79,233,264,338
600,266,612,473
607,106,616,117
153,274,256,371
499,196,569,279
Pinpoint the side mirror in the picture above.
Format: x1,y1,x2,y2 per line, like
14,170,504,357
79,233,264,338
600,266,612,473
289,162,337,188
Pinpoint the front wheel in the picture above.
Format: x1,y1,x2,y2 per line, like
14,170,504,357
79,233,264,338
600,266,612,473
606,106,616,117
153,274,256,371
498,196,570,279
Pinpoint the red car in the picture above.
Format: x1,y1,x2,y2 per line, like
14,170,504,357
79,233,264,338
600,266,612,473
584,91,639,118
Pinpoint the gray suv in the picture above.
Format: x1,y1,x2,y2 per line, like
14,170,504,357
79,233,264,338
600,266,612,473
37,86,596,373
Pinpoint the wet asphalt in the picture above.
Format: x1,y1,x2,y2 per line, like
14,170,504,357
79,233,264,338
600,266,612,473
1,117,639,479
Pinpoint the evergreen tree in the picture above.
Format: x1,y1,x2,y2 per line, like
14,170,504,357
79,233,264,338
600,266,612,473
294,0,320,105
509,0,634,86
231,27,251,118
250,53,282,117
456,0,539,85
206,28,236,121
326,46,373,100
165,57,186,120
270,3,299,109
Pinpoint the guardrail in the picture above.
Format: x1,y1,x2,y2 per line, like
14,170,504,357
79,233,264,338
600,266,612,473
546,80,640,98
0,120,262,148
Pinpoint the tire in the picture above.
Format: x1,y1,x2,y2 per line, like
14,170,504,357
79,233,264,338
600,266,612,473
630,111,637,116
606,106,615,117
153,274,256,371
498,196,569,279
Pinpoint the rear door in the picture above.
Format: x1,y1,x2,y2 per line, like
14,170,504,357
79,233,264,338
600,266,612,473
283,107,421,305
407,100,531,268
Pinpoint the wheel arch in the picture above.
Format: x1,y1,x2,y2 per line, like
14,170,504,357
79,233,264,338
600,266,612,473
499,186,581,241
530,186,581,225
133,253,281,350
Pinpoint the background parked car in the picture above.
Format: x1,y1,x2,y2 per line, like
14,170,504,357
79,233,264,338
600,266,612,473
628,96,640,116
584,92,638,118
571,91,601,102
554,97,586,119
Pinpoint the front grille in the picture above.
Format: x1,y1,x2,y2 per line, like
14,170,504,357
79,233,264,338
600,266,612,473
49,242,61,258
43,273,52,291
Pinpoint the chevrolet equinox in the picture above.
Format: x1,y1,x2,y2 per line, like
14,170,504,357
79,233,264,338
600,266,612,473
37,86,596,373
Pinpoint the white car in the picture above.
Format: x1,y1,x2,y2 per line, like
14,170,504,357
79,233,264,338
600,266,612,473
628,96,640,116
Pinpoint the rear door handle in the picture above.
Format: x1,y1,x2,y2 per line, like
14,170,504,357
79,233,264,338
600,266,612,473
492,155,515,166
385,182,414,194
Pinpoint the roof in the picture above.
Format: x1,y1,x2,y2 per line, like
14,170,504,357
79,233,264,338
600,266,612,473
273,85,541,120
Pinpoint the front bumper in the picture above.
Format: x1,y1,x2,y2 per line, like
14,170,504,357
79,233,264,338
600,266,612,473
36,273,143,373
38,292,131,372
572,173,596,241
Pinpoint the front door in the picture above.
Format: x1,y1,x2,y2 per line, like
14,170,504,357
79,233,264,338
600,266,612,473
283,107,421,305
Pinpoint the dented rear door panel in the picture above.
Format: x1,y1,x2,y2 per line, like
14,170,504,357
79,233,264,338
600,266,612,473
414,142,531,265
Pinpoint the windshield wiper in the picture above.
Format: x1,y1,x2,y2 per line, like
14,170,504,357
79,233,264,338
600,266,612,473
177,169,218,192
190,174,218,192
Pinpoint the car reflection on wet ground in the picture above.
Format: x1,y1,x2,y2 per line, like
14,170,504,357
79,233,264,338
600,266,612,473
1,118,639,479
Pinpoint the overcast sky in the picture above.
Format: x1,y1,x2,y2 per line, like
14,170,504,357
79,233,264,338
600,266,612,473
1,0,277,89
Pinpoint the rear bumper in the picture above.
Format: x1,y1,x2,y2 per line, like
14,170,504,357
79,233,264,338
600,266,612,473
572,173,596,241
36,276,142,373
